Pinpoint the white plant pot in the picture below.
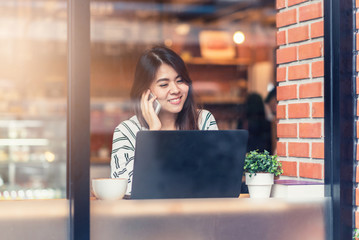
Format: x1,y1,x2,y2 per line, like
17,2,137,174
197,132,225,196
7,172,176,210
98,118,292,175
245,172,274,199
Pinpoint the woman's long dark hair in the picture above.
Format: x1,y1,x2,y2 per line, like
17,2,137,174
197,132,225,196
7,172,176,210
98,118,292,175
130,46,199,130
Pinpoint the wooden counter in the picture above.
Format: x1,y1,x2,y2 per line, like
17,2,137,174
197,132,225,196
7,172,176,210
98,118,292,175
0,197,326,240
0,199,68,240
90,197,326,240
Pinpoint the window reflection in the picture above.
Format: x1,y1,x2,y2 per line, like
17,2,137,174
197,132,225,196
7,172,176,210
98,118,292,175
0,0,67,200
89,0,277,173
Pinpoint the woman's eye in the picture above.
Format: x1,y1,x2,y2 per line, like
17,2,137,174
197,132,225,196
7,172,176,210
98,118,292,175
159,84,168,87
177,79,183,83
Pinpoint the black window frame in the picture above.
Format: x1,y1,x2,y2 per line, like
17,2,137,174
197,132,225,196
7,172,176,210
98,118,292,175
324,0,355,239
67,0,90,239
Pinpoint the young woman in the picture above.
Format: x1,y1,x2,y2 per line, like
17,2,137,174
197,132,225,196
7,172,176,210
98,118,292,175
111,46,218,195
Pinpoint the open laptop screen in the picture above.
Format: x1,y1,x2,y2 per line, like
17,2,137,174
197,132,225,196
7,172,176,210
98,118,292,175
131,130,248,199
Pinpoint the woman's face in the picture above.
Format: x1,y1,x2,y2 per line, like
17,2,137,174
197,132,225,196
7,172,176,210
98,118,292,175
149,63,189,114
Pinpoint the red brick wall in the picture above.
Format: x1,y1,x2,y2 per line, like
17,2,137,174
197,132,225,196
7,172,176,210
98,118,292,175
276,0,324,180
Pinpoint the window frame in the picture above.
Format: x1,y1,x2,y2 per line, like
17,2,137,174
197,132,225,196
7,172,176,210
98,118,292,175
67,0,90,239
324,0,355,239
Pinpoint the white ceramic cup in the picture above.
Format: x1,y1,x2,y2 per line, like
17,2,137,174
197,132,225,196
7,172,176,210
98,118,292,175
92,178,127,200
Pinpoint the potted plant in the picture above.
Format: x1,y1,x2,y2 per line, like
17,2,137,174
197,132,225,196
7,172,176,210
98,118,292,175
353,229,359,239
244,150,283,198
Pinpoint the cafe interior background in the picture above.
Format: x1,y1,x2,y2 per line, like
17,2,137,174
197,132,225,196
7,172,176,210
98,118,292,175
0,0,279,200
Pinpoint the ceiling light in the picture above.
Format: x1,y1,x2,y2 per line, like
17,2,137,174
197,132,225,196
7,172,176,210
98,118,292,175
164,39,173,47
175,24,190,36
233,31,245,44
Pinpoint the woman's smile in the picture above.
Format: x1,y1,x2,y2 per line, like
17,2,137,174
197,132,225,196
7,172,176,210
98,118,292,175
168,96,182,105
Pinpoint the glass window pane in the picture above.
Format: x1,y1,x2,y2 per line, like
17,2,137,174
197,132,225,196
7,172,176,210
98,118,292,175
0,0,69,238
0,0,67,200
89,1,326,239
89,0,277,183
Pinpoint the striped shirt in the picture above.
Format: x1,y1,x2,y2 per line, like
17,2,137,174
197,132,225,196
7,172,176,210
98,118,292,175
110,109,218,195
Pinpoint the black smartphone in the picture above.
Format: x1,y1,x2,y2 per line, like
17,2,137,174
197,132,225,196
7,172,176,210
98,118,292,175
149,93,161,115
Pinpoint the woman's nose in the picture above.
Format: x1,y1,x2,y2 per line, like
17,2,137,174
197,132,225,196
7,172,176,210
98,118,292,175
169,83,180,94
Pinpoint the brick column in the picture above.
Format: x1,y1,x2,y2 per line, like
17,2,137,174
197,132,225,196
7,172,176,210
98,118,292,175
276,0,324,180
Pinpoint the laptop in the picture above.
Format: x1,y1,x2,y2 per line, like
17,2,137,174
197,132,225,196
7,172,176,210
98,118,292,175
131,130,248,199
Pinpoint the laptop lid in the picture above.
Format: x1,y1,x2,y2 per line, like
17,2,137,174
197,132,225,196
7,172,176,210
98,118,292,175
131,130,248,199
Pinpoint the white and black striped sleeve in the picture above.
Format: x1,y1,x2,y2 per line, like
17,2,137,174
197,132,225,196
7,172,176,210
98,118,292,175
110,120,140,195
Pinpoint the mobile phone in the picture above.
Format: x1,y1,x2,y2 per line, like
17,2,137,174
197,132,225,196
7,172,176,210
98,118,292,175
149,93,161,115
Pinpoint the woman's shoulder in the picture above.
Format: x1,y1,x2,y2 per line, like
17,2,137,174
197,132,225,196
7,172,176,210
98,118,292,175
114,115,143,135
197,109,218,130
198,109,214,119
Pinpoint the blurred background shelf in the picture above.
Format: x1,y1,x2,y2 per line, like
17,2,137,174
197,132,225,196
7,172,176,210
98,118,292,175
91,157,110,164
197,96,245,105
185,57,252,66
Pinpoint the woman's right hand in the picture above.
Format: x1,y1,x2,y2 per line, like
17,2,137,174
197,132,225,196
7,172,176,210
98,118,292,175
140,90,162,130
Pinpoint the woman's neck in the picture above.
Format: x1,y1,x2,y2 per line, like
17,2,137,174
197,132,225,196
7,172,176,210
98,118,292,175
158,112,178,130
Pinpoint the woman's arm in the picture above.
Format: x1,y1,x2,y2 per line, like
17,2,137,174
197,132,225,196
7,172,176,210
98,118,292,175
110,121,138,195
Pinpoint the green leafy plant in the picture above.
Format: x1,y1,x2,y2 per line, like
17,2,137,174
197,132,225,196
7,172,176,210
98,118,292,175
354,229,359,239
244,150,283,177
